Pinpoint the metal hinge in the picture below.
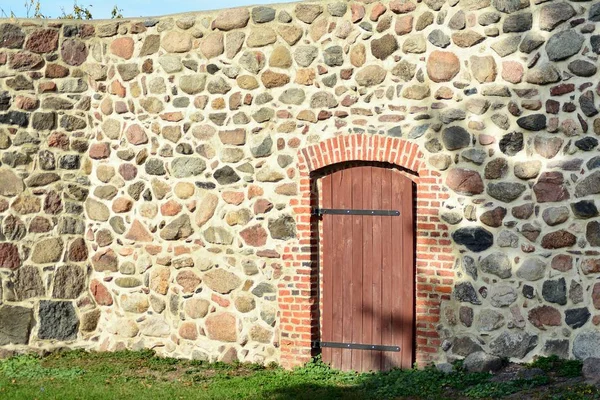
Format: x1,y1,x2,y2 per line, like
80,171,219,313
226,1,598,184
312,341,400,352
312,208,400,217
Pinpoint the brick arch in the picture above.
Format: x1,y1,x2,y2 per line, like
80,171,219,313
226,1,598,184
279,134,454,369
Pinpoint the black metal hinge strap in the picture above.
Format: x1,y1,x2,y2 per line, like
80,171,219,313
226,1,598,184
313,341,400,352
312,208,400,217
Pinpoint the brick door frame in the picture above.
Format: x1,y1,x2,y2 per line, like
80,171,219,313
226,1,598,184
279,134,454,369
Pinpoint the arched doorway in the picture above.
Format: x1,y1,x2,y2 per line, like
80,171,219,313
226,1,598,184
315,163,415,372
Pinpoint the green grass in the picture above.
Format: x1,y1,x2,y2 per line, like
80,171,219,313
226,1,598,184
0,350,594,400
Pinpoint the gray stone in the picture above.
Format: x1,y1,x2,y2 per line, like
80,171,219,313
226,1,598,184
252,7,276,23
540,3,576,31
160,215,193,240
491,34,521,56
171,157,206,178
323,46,344,66
38,300,79,341
487,182,526,203
542,206,569,226
251,136,273,158
214,166,240,185
503,13,531,33
204,227,233,245
517,114,546,131
0,305,33,345
52,265,85,299
179,74,206,94
517,258,546,281
542,339,569,359
442,126,470,150
428,29,450,48
454,281,481,304
452,336,483,356
268,215,296,240
310,92,338,109
583,358,600,384
239,51,265,74
490,331,538,359
542,278,567,305
452,227,494,252
327,2,347,17
478,309,505,332
546,30,584,61
566,308,590,329
294,46,319,67
145,158,166,175
279,88,306,105
480,253,512,279
575,171,600,198
0,24,25,49
519,32,545,53
490,285,517,307
574,331,600,360
252,282,276,298
464,352,503,373
14,266,44,300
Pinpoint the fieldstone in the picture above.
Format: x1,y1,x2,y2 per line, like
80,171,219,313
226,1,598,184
490,285,517,307
490,331,538,359
546,30,584,61
125,220,153,242
14,266,44,301
574,331,600,360
294,46,319,67
576,171,600,198
427,51,460,83
541,230,576,249
277,25,303,46
572,200,598,219
52,265,85,299
453,336,482,356
269,45,292,68
355,65,386,86
568,60,597,77
31,238,63,264
490,34,521,56
121,293,149,313
179,74,207,95
0,168,24,197
140,34,160,56
234,295,256,313
205,312,237,342
542,278,567,305
525,63,561,85
428,29,450,48
214,166,240,185
542,207,569,226
85,198,110,222
247,27,277,47
528,306,561,329
517,258,546,281
517,114,546,131
160,215,193,240
61,39,88,66
470,55,496,83
203,268,242,294
279,88,306,105
478,309,505,332
480,253,512,279
250,325,272,344
452,282,481,305
371,34,398,60
487,182,526,203
176,270,201,294
38,301,78,341
139,316,170,337
566,308,590,329
452,30,485,47
184,298,210,319
268,215,296,240
0,305,33,345
446,169,484,195
213,8,249,30
161,31,192,53
515,161,541,180
402,34,426,53
91,248,118,272
587,221,600,247
252,282,276,298
0,24,25,49
452,227,494,252
204,227,233,245
503,13,532,33
464,352,503,373
171,158,206,178
540,3,576,31
240,225,268,247
295,4,323,23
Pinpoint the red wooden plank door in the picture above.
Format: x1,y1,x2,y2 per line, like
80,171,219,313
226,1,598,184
320,165,414,372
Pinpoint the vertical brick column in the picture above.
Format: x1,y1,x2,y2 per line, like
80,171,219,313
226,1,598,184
279,134,453,369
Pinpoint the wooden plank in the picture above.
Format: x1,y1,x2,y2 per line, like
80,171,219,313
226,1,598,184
351,167,363,372
381,168,393,371
371,166,383,371
391,170,405,369
361,166,374,372
321,174,333,367
401,176,415,369
340,168,354,371
330,169,344,369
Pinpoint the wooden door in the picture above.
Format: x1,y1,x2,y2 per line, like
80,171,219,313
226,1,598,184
319,165,414,372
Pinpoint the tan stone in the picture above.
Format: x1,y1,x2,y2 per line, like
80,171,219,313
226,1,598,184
200,32,224,59
161,31,193,53
237,75,260,90
85,198,110,222
212,8,250,31
205,312,237,342
356,65,386,86
121,293,149,313
184,298,210,319
295,69,316,86
261,70,290,88
195,193,218,228
247,27,277,47
427,51,460,82
269,45,292,68
176,270,202,293
249,325,272,344
470,55,496,83
179,322,198,340
175,182,195,199
125,219,153,242
350,44,366,67
203,268,241,294
150,266,171,295
277,25,303,46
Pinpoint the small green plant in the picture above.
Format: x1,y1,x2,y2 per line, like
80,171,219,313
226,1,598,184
0,355,84,379
529,355,583,378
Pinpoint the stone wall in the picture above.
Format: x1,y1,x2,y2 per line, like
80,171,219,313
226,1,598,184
2,0,600,367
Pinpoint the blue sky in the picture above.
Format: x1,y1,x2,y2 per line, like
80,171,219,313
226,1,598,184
7,0,299,19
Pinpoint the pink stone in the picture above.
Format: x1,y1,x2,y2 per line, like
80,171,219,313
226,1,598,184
176,270,201,293
90,279,113,306
161,200,182,216
0,243,20,270
240,225,268,247
390,0,416,14
205,312,237,342
370,2,387,21
445,169,484,195
125,124,148,145
427,51,460,83
254,199,273,214
125,220,154,242
179,322,198,340
528,306,561,329
118,163,137,181
25,29,59,53
222,191,244,205
593,283,600,309
110,37,134,59
351,4,365,22
395,15,413,35
112,197,133,213
89,143,110,159
61,39,88,66
551,254,572,272
502,61,524,84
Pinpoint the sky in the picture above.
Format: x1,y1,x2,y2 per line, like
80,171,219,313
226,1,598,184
5,0,299,19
